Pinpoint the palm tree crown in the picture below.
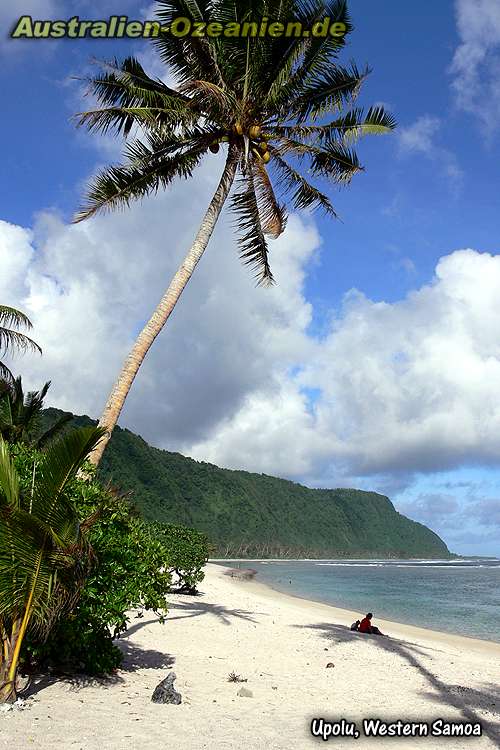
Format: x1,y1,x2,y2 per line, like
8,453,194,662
0,377,72,448
74,0,395,466
75,0,395,285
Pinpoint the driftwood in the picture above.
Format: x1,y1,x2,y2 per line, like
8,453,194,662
223,567,257,581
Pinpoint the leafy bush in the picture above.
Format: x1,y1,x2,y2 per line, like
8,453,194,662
149,522,210,594
1,430,104,702
19,457,173,675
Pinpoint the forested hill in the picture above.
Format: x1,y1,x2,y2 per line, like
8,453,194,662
41,408,451,559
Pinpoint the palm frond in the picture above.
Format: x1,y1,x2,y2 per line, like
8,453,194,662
22,382,50,428
271,105,396,143
264,0,352,110
253,161,287,238
153,1,226,87
0,438,19,509
230,172,274,286
73,144,206,222
36,413,73,450
292,62,370,122
31,426,106,530
75,57,196,137
0,328,41,357
0,390,13,433
272,154,338,215
310,139,362,181
0,362,14,385
332,105,397,143
178,79,238,120
0,306,34,331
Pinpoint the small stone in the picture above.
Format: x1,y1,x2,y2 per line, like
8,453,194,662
237,687,253,698
326,663,335,669
151,672,182,704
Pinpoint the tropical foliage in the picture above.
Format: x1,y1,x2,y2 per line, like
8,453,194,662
149,522,211,593
0,426,104,703
0,377,72,447
23,466,210,675
76,0,394,283
74,0,396,466
24,479,174,675
41,408,451,560
0,306,41,384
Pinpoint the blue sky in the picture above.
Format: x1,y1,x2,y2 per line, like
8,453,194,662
1,0,500,557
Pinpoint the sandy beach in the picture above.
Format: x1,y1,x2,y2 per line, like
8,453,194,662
1,562,499,750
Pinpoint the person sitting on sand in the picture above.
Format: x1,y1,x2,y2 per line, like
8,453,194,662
358,613,386,636
350,620,361,631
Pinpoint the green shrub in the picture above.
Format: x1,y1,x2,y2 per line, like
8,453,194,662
18,455,173,675
149,522,210,594
9,444,211,676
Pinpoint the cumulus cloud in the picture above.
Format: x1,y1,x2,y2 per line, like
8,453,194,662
190,248,500,480
2,156,500,487
450,0,500,136
0,157,319,473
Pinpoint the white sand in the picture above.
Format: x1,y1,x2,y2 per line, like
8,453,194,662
1,562,499,749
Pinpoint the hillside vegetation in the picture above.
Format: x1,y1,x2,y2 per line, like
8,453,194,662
40,408,451,559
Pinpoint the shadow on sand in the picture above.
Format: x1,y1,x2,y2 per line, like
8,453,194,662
123,599,262,635
293,621,500,745
20,638,176,700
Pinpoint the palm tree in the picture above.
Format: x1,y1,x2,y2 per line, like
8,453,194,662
0,377,72,447
0,426,104,703
0,306,41,383
75,0,396,465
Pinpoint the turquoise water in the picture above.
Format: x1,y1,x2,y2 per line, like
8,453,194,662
216,559,500,643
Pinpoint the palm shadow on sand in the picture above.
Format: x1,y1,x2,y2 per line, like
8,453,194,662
124,600,263,634
293,621,500,745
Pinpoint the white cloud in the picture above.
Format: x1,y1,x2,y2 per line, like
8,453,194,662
397,116,463,193
398,115,441,154
189,248,500,480
3,158,500,486
450,0,500,136
0,156,319,467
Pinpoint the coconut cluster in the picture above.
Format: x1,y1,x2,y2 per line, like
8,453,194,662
209,124,271,163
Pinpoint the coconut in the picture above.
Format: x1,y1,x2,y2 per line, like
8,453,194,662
209,143,220,154
234,122,243,135
258,141,268,153
249,124,261,139
262,151,271,163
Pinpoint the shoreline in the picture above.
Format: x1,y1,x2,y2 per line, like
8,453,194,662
1,562,499,749
210,563,500,657
210,559,500,649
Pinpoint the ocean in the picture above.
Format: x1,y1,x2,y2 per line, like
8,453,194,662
215,559,500,643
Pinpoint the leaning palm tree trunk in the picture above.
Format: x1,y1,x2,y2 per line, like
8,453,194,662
88,148,239,467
